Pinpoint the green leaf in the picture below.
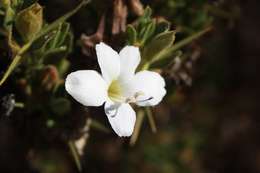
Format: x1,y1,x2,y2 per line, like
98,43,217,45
126,25,137,45
141,6,152,20
137,6,153,31
11,0,23,9
142,31,176,62
57,22,71,47
151,26,212,64
143,27,212,70
3,6,15,30
139,20,156,45
37,22,73,61
57,59,70,77
32,0,89,42
154,20,170,35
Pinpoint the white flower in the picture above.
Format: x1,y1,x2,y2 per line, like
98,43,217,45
65,42,166,137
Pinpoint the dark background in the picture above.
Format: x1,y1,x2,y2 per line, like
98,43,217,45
0,0,259,173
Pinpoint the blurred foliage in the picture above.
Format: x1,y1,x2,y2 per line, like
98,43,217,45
151,0,213,33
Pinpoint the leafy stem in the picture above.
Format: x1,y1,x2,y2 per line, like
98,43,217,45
0,41,32,86
144,26,212,69
0,0,90,86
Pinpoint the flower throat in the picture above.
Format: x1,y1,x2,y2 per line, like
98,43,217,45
108,80,123,102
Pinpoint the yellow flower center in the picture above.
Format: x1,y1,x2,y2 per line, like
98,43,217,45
108,80,124,102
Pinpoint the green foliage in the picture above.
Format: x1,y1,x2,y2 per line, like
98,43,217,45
127,7,177,70
0,0,36,30
127,7,157,47
142,31,175,62
32,22,73,63
2,2,15,30
127,5,210,71
0,0,89,86
154,20,170,35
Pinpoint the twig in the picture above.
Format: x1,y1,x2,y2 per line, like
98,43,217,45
130,109,145,146
145,107,157,133
68,141,82,172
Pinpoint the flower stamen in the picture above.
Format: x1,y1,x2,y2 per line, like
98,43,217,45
125,91,153,104
137,96,154,103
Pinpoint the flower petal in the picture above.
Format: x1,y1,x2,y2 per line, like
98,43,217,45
65,70,108,106
119,46,141,81
96,42,120,83
105,100,136,137
130,70,166,106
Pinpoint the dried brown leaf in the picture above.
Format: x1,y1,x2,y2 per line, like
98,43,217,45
112,0,127,35
81,15,105,56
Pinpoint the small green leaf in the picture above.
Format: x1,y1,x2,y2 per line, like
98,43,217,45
137,6,153,30
152,27,212,64
146,27,212,69
142,6,152,20
126,25,137,45
139,20,156,45
154,20,170,35
142,31,176,62
49,23,63,49
15,3,43,42
37,22,73,61
57,23,71,47
57,59,70,77
11,0,23,9
4,6,15,30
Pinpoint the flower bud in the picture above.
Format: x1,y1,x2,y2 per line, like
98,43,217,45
41,65,60,91
15,3,43,42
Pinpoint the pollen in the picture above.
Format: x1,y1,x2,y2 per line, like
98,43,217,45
108,80,123,102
